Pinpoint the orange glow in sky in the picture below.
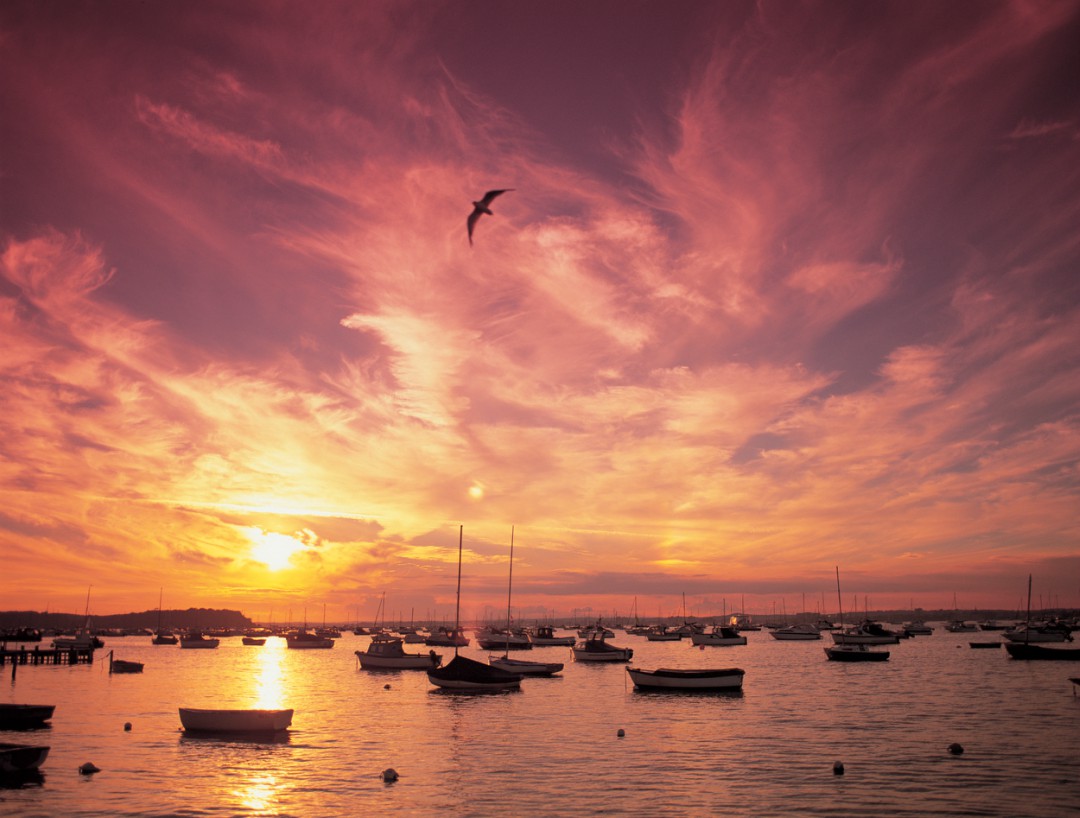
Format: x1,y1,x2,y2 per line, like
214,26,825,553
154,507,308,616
1,2,1078,620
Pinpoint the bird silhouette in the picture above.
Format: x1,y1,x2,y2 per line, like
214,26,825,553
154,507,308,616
467,189,514,245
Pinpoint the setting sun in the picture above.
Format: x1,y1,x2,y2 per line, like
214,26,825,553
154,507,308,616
247,529,306,571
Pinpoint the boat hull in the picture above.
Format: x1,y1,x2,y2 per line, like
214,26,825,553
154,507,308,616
427,655,522,691
690,635,747,645
179,708,293,733
1003,629,1070,644
1004,643,1080,660
825,646,890,662
831,632,899,645
110,659,144,673
355,650,441,670
179,639,220,649
769,632,821,641
490,657,564,676
572,648,633,662
627,667,745,690
0,744,50,773
0,705,54,730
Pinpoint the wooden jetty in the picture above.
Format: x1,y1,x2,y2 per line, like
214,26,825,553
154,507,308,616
0,645,95,666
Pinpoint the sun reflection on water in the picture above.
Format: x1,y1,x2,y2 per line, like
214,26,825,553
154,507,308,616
254,636,287,710
233,771,286,814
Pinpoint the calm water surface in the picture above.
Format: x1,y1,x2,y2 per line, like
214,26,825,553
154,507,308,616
2,628,1079,816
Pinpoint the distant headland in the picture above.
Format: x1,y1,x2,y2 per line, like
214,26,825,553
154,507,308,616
0,608,253,632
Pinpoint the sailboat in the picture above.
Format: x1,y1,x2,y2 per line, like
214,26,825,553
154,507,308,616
1005,575,1080,660
427,526,524,691
52,586,104,649
489,528,563,677
152,588,178,645
825,568,889,662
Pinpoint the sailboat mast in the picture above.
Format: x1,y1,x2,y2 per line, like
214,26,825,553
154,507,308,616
1024,574,1032,645
453,525,463,656
504,527,516,657
835,567,844,630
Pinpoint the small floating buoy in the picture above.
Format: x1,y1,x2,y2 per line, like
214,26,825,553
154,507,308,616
384,683,391,690
948,743,964,755
124,722,132,732
833,761,844,775
616,728,625,738
79,762,101,775
382,768,399,783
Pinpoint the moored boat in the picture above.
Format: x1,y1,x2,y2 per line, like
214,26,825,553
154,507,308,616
425,627,469,647
426,526,523,692
0,704,54,730
178,708,293,733
944,620,979,633
626,666,745,690
691,626,747,646
241,636,266,646
489,655,563,676
769,623,822,641
179,632,220,649
108,651,143,673
1004,643,1080,661
0,744,50,774
529,625,576,646
51,632,104,650
902,621,934,635
571,632,634,662
428,654,523,691
825,644,890,662
830,620,901,645
1003,624,1072,644
356,635,442,670
969,641,1001,649
285,629,333,649
826,568,889,662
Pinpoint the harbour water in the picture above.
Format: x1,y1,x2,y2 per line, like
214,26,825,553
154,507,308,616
2,627,1078,816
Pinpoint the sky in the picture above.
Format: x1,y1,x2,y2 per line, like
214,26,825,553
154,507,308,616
1,1,1079,623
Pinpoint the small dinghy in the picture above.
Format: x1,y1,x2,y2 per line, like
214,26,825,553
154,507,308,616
627,666,745,690
0,705,54,730
0,744,50,774
489,655,563,676
108,651,144,673
825,644,890,662
179,708,293,734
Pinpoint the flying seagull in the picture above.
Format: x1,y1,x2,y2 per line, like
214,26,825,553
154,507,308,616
467,189,514,245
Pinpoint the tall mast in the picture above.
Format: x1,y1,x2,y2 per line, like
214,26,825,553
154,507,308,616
835,567,844,630
504,526,515,657
453,525,463,656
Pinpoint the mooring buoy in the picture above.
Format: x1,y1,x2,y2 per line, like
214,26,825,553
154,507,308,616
79,762,101,775
833,761,844,775
382,768,399,782
948,743,964,755
617,728,625,738
124,722,132,732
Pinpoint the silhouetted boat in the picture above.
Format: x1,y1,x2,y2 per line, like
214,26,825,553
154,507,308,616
691,626,748,646
489,655,563,676
969,642,1001,649
484,528,560,677
179,632,220,649
1003,624,1072,643
285,629,333,649
529,625,575,646
108,651,143,673
826,568,889,662
0,744,49,774
0,705,54,730
427,526,523,692
626,666,745,690
830,620,901,645
769,623,822,641
1004,643,1080,660
572,632,634,662
356,635,442,670
241,637,266,646
179,708,293,733
825,644,890,662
